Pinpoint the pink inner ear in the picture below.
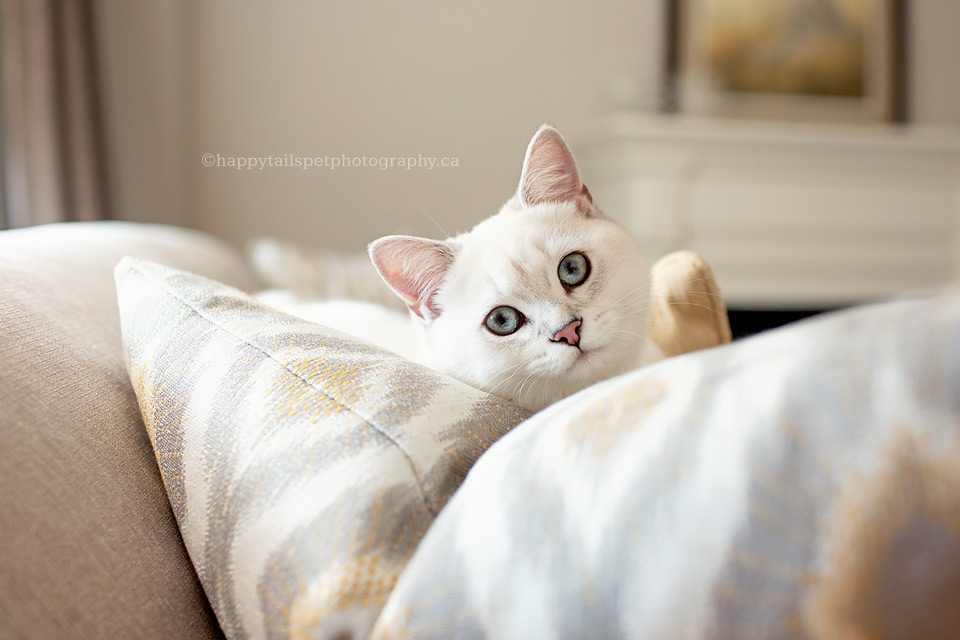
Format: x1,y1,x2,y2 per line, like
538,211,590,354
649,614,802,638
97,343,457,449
519,126,584,206
369,236,453,320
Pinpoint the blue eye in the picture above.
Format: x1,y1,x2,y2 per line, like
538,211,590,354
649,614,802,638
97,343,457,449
485,306,523,336
558,252,590,288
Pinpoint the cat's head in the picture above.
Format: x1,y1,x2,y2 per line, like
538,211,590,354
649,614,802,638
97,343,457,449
370,125,654,411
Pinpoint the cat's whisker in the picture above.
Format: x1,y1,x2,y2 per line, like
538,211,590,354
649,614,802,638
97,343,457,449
409,200,450,238
486,375,513,395
652,274,720,286
491,360,526,377
514,370,539,406
615,300,654,313
539,373,552,408
651,279,727,299
606,333,646,348
613,283,653,300
614,299,654,314
486,362,527,395
607,325,649,339
537,374,551,408
522,370,549,407
619,290,726,316
485,360,527,389
608,326,647,337
609,285,654,308
661,300,725,316
553,212,575,235
610,329,648,341
611,305,654,319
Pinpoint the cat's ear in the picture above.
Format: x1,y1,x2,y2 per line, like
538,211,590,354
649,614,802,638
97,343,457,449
369,235,454,320
518,124,593,208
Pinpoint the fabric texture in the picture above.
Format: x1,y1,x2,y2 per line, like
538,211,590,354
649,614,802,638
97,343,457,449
116,258,529,640
0,222,262,639
374,290,960,640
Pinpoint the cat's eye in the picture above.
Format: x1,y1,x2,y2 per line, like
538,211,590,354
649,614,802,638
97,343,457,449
558,252,590,288
484,306,524,336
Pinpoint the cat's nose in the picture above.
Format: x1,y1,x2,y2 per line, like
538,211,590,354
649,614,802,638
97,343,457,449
551,319,581,347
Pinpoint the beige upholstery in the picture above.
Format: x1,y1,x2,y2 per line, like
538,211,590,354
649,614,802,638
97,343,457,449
650,250,732,357
0,222,261,640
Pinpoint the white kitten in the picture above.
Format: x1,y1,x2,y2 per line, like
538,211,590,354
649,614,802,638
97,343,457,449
257,125,661,411
367,125,662,411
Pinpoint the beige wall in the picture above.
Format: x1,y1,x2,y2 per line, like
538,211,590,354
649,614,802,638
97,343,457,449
96,1,191,228
96,1,960,250
909,2,960,125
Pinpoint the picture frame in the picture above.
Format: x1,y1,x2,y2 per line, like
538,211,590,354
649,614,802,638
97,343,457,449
664,0,907,122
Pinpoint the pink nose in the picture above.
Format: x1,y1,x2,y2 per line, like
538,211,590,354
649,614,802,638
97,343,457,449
551,319,581,347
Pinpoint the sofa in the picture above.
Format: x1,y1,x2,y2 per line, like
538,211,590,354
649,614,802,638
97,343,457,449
0,222,265,638
3,221,959,640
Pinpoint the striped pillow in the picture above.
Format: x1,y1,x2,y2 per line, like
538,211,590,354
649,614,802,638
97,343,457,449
115,258,529,639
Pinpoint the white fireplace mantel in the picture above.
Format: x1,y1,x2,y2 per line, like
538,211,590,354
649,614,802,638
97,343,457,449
574,114,960,309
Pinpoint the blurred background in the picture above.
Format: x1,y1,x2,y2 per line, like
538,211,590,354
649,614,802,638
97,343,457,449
97,0,671,248
2,0,960,332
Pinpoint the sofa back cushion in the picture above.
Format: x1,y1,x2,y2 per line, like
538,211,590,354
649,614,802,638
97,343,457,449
0,222,261,639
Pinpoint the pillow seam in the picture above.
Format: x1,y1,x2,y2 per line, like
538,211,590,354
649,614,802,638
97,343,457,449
123,263,439,517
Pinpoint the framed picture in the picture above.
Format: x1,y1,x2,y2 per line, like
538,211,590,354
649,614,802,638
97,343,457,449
665,0,906,122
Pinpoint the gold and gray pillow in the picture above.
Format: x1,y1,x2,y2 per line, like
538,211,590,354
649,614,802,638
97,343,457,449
115,258,529,639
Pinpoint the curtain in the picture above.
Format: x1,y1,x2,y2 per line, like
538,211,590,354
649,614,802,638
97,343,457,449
0,0,110,229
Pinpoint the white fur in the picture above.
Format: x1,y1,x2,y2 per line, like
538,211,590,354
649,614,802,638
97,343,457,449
402,198,662,412
259,125,662,412
255,290,423,363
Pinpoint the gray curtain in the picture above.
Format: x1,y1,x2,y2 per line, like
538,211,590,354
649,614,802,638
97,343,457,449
0,0,110,229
